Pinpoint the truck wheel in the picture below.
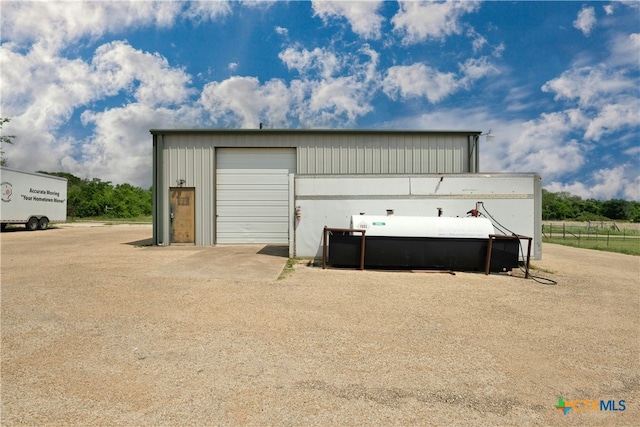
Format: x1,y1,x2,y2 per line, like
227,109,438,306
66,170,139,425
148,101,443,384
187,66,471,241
26,217,39,231
38,217,49,230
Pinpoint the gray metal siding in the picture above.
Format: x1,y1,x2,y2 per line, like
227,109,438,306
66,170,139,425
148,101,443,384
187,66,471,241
162,131,471,176
296,134,469,174
165,137,216,245
155,130,478,246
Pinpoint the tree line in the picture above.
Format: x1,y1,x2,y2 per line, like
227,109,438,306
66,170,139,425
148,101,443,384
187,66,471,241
35,171,640,222
542,189,640,222
40,172,152,219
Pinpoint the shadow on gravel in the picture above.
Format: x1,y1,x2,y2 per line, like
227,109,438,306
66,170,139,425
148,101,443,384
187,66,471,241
0,226,63,233
257,245,289,258
125,237,154,246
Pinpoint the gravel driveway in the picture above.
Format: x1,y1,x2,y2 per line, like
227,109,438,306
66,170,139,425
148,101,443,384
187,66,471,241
1,224,638,426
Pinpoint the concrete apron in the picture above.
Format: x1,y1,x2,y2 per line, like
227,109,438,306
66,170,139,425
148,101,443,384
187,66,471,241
148,244,289,282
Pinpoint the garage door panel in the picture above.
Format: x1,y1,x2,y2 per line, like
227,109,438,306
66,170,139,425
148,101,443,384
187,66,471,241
216,234,289,244
217,220,288,230
217,199,286,206
217,149,295,168
218,184,289,196
217,189,288,201
216,148,295,244
217,206,290,217
217,173,290,185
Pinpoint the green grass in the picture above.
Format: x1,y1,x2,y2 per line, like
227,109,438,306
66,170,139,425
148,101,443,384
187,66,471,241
278,258,297,280
543,237,640,256
67,215,152,224
542,222,640,255
543,223,639,238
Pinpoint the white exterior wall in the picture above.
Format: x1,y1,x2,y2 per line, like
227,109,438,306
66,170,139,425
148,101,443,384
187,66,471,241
294,174,542,260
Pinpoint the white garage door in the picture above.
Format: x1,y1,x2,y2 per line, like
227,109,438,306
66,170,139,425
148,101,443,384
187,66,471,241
216,148,296,244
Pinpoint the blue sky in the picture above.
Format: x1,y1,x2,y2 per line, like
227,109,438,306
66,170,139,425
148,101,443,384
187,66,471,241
1,0,638,200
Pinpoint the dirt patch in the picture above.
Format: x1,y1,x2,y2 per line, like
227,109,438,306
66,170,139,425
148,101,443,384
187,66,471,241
1,225,638,425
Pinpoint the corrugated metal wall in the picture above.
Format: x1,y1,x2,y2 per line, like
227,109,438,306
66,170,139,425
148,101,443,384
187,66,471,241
296,134,468,174
154,130,477,246
163,131,471,175
164,137,216,245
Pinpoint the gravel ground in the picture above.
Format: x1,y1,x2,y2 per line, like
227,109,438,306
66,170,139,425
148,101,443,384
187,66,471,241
1,224,638,426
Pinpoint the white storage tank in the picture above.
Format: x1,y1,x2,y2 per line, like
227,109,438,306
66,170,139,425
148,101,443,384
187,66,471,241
350,215,495,238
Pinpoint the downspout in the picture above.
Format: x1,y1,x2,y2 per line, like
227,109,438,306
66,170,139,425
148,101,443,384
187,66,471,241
468,134,480,173
153,133,165,245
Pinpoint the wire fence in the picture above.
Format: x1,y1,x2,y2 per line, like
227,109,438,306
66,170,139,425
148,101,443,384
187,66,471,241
542,223,638,244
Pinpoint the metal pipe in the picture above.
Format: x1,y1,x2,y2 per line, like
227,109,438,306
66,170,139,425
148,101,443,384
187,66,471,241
322,227,366,270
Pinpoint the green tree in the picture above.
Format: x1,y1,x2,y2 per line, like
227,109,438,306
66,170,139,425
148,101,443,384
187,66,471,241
0,118,15,166
112,183,152,218
542,190,577,220
601,199,630,220
630,202,640,223
39,171,152,218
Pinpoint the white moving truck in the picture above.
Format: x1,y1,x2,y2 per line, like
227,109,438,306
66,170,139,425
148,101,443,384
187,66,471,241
0,167,68,230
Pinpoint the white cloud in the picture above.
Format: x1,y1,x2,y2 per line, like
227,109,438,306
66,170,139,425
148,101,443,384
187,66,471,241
0,40,197,186
183,1,232,23
296,45,380,126
92,41,193,107
312,0,384,40
541,65,634,109
545,165,638,201
0,1,181,52
608,33,640,66
228,62,239,72
279,46,342,79
382,57,498,103
303,76,374,126
383,63,458,103
275,26,289,37
541,64,639,141
392,0,480,44
458,56,499,87
467,28,488,53
584,96,640,141
72,103,202,186
573,6,596,36
202,45,381,128
1,40,192,120
200,77,291,128
499,111,590,180
624,145,640,157
603,5,615,15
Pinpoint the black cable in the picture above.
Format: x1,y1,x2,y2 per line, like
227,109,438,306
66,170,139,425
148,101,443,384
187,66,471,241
478,212,510,235
479,202,558,286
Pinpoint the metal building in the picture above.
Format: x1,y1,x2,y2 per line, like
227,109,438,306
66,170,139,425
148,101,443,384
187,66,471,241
151,129,484,249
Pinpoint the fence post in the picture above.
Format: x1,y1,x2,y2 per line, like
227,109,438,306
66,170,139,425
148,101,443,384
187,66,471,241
563,223,566,239
607,230,610,246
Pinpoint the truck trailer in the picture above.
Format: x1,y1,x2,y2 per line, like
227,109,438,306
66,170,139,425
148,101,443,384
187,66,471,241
0,167,68,230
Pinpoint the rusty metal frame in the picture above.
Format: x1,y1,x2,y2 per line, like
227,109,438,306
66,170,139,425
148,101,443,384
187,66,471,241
485,234,532,278
322,226,366,270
